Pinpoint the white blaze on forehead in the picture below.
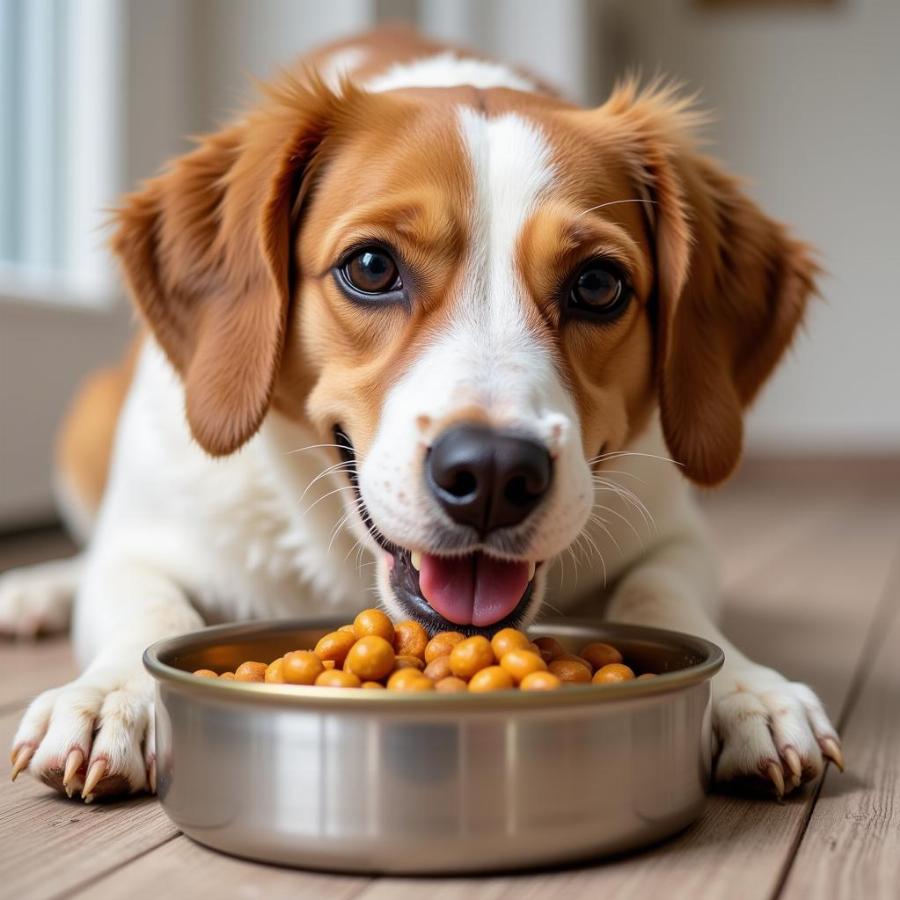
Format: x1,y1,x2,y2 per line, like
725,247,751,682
457,107,554,336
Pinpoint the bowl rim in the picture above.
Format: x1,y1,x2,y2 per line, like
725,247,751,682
144,617,724,711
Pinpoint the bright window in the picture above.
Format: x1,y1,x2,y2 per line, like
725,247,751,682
0,0,123,307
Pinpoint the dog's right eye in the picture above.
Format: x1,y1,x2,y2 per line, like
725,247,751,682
338,247,402,298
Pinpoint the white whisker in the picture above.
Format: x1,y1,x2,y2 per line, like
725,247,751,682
286,442,346,456
593,477,656,535
588,449,682,467
298,459,356,506
575,198,658,219
302,483,357,516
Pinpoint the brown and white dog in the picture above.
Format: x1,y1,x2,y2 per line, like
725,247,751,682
3,27,842,801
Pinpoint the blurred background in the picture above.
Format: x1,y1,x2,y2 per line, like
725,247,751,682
1,0,898,529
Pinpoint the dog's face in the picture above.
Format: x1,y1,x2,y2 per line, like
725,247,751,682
114,78,815,632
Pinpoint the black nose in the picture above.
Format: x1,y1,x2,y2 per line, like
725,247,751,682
426,424,553,535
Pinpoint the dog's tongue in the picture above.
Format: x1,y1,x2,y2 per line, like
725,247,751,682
418,553,530,627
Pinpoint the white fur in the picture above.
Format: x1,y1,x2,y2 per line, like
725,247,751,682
366,51,536,94
8,47,839,801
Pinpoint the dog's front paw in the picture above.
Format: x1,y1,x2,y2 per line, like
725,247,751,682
10,672,156,802
712,665,844,798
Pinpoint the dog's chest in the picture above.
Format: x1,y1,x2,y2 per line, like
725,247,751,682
116,344,371,620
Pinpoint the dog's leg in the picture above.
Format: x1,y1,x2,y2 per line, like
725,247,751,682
604,529,843,797
10,556,203,801
0,555,82,638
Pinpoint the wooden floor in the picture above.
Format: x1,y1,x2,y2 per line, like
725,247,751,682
1,462,898,899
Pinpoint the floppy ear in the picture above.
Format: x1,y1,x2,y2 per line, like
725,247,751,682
605,82,818,485
111,76,339,456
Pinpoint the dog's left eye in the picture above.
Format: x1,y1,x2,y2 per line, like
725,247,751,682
338,247,402,297
567,260,631,320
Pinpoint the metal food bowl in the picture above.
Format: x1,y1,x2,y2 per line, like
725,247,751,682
144,618,723,874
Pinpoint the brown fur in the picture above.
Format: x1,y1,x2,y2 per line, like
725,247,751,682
56,339,140,527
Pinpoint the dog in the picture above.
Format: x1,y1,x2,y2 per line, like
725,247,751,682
3,26,842,802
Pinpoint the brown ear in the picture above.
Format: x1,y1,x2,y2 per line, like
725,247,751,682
604,82,818,485
111,76,338,456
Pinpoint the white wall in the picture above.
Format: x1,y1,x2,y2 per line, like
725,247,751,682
191,0,375,130
610,0,900,453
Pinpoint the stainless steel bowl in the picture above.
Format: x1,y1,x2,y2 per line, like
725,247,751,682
145,618,723,874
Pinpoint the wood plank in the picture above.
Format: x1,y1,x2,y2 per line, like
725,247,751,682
0,638,77,711
0,706,177,900
79,832,369,900
779,554,900,899
355,483,900,900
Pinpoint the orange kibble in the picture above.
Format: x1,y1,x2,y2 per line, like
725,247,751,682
264,658,286,684
533,637,567,662
394,654,425,671
282,650,325,685
361,680,386,689
468,666,515,693
435,676,468,693
344,635,395,681
219,672,236,680
353,608,395,643
548,658,592,684
393,620,429,659
315,669,361,688
490,627,531,659
559,654,595,674
423,655,452,682
338,624,357,634
314,630,357,665
322,659,336,670
386,668,435,692
580,642,624,670
234,661,267,682
637,673,657,680
499,648,547,683
424,631,465,664
592,663,636,685
192,669,218,678
520,671,563,691
449,635,495,679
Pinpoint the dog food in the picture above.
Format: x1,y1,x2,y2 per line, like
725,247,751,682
193,609,657,692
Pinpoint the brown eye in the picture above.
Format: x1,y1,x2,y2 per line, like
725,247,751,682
341,247,401,296
568,260,629,318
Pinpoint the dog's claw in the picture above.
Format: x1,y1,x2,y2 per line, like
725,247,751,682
148,758,157,794
821,737,845,772
63,748,84,796
82,759,107,800
10,745,33,782
765,761,785,798
783,747,803,786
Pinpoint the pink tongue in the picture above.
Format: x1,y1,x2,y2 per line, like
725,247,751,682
418,553,531,627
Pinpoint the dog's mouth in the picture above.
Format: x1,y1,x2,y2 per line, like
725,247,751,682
335,427,540,634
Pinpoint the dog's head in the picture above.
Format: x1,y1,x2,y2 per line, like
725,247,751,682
113,74,816,632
